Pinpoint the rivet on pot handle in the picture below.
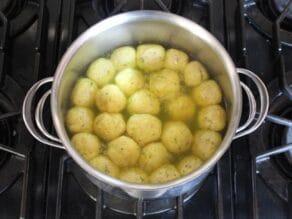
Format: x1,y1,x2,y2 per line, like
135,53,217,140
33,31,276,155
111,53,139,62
22,77,65,149
233,68,269,139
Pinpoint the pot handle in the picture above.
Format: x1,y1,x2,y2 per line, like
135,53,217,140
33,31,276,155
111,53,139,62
22,77,65,150
233,68,269,139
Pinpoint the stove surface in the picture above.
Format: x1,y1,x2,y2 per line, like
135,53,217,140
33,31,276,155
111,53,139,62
0,0,292,219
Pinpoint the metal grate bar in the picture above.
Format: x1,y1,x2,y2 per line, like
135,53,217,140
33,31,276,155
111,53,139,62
273,0,292,100
154,0,170,12
256,143,292,162
264,114,292,127
95,188,103,219
288,183,292,219
109,0,127,16
55,156,69,219
136,198,144,219
35,0,45,51
19,151,30,219
0,173,22,195
32,0,46,81
102,0,181,16
251,158,259,219
216,152,234,219
140,0,144,10
0,143,25,158
0,112,20,121
216,164,225,219
209,0,225,44
238,0,248,67
57,0,78,60
0,11,8,85
176,195,184,219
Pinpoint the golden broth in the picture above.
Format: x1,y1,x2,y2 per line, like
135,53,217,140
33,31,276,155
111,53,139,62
65,45,226,184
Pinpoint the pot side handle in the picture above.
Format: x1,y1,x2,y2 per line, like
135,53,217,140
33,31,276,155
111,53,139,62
22,77,65,149
233,68,269,139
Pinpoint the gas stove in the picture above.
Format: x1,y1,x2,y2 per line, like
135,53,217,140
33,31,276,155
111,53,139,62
0,0,292,218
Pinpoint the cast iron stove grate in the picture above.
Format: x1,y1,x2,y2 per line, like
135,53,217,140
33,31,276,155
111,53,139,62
244,0,292,46
245,0,292,218
44,0,235,219
4,0,292,218
0,0,48,218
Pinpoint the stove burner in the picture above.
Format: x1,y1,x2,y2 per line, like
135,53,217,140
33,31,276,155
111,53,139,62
249,74,292,200
103,189,197,215
244,0,292,46
69,159,202,215
103,0,182,16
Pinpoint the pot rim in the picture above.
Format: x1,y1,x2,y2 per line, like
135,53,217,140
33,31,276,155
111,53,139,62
51,11,241,192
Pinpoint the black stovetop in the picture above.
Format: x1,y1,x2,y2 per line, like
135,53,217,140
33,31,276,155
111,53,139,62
0,0,292,218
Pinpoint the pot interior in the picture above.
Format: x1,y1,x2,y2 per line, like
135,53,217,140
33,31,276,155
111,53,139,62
53,11,241,189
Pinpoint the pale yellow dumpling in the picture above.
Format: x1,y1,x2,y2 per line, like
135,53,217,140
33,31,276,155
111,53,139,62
192,129,222,160
165,95,196,121
184,61,209,87
119,168,148,183
149,69,180,99
139,142,170,173
67,44,229,184
110,46,136,71
93,113,125,141
165,48,189,72
136,44,165,72
161,121,192,154
86,58,116,86
127,114,162,146
90,155,119,177
192,80,222,106
108,136,140,168
71,133,101,160
177,155,202,176
114,68,144,96
66,106,94,133
71,78,98,107
197,105,226,131
96,84,126,113
127,89,160,115
149,164,180,184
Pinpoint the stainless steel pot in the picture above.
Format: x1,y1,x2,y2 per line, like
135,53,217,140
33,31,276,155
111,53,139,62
22,11,269,200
